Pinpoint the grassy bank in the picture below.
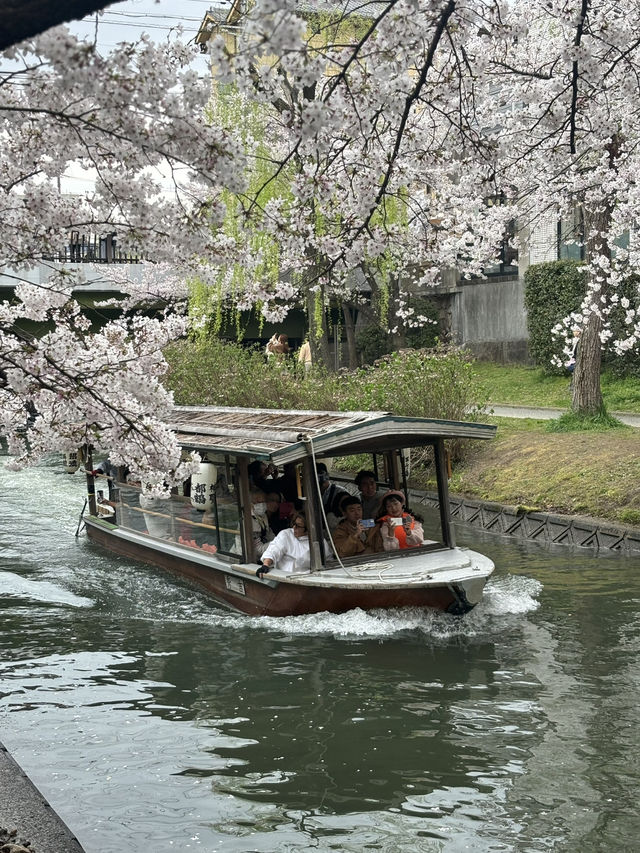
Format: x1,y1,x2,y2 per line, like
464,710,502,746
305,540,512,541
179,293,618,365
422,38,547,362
446,416,640,527
443,364,640,526
472,362,640,412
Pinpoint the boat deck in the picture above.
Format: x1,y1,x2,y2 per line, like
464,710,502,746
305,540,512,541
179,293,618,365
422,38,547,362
231,546,493,589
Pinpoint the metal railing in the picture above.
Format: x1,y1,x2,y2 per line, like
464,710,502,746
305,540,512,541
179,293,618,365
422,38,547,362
43,233,141,264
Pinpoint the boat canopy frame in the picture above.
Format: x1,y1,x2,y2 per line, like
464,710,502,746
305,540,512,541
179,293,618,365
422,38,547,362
168,406,496,567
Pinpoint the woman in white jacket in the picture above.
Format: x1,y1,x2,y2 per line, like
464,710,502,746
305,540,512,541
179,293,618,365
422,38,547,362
257,512,332,576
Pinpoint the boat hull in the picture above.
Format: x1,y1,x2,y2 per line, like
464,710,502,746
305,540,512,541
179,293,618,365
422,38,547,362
85,519,487,617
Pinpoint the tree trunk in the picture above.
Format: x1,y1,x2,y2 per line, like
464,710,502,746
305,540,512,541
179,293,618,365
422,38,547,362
571,203,612,414
306,286,330,368
571,310,604,414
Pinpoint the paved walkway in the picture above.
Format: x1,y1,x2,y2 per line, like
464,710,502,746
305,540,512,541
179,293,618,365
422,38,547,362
489,403,640,428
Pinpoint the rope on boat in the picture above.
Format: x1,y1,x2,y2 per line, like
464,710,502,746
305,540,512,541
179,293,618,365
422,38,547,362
302,436,348,572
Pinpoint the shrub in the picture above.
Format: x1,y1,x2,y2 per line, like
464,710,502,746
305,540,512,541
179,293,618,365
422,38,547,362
165,339,488,477
355,323,392,365
603,275,640,378
165,339,486,428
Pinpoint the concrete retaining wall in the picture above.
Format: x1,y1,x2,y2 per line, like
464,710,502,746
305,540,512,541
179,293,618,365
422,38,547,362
414,491,640,554
431,274,532,364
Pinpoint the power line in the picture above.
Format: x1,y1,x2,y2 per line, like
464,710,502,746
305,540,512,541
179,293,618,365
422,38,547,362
102,11,206,22
86,20,202,32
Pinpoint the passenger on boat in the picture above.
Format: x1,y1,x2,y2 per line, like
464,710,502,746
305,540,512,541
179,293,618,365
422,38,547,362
271,462,302,508
248,460,277,493
265,491,290,536
91,457,122,502
256,511,333,576
235,490,276,559
316,462,349,530
378,490,424,550
332,496,382,558
354,469,385,521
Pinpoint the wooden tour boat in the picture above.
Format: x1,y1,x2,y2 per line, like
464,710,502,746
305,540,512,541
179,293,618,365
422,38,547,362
82,406,497,617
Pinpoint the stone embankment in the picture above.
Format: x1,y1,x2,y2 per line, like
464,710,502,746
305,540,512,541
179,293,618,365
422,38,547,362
0,743,85,853
415,490,640,554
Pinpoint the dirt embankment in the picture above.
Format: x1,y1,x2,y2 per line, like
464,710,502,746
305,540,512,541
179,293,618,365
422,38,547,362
449,425,640,527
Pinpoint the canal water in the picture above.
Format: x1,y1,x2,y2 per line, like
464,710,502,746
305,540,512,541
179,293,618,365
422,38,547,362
1,458,639,852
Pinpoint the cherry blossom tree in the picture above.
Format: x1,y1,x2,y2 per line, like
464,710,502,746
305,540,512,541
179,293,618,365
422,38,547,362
201,0,512,365
4,0,636,486
205,0,640,413
476,0,640,415
0,25,245,487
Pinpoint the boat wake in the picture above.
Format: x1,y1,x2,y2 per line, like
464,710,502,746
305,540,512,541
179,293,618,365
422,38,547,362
0,570,94,608
481,573,542,615
187,573,543,640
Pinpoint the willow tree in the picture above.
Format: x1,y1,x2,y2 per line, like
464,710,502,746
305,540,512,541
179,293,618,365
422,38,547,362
199,0,511,367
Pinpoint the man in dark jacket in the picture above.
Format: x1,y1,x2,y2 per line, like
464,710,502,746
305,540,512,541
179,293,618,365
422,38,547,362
316,462,349,530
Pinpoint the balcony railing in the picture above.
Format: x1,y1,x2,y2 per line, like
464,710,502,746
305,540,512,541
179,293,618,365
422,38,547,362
43,233,141,264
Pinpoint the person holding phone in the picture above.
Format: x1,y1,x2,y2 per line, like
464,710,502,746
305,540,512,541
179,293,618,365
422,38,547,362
333,496,382,557
378,490,424,550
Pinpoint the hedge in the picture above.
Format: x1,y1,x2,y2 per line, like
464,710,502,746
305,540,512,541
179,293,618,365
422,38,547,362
524,259,640,377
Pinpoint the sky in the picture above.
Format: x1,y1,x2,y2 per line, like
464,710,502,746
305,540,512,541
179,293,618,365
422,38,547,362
64,0,223,192
70,0,224,53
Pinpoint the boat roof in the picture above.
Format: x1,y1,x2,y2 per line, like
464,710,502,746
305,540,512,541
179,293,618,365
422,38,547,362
171,406,496,464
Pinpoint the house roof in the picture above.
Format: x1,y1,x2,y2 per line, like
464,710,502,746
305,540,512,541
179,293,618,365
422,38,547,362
171,405,496,463
195,0,388,46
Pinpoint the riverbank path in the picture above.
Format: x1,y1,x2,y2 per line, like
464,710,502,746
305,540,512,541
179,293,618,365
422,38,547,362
488,403,640,428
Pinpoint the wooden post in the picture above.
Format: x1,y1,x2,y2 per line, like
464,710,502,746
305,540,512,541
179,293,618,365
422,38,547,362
434,439,455,548
236,457,255,562
84,445,97,517
300,456,323,571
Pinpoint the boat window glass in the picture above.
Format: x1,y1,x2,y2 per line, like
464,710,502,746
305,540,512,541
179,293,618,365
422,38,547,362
321,449,444,547
111,454,243,558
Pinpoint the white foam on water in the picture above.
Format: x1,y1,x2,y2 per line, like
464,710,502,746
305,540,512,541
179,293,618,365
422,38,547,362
176,573,544,640
0,570,94,608
480,574,543,616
